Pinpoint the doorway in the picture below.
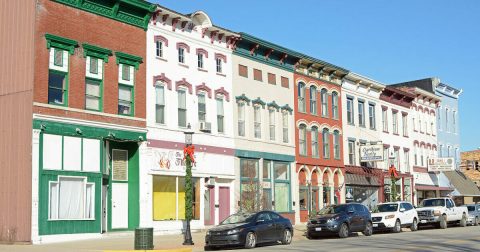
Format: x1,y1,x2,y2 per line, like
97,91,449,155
218,186,230,223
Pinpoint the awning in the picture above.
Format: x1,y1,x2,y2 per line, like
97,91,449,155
415,184,453,191
346,173,380,187
443,171,480,195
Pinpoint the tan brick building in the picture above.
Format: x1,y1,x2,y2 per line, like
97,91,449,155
460,150,480,186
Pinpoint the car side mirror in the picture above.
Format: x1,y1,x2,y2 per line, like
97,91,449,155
399,208,406,212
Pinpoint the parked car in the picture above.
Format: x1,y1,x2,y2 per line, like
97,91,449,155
466,204,480,226
204,211,293,250
416,198,469,229
371,201,418,233
306,203,373,239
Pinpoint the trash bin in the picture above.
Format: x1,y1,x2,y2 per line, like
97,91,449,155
134,227,154,250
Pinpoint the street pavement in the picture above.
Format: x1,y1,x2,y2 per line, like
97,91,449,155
0,225,479,252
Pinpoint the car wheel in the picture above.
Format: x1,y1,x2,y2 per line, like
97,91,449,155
474,217,479,226
245,232,256,249
392,219,401,233
362,222,373,236
338,223,349,238
460,214,467,227
410,218,418,231
281,229,292,245
439,215,448,229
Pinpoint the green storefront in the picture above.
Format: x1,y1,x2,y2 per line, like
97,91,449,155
34,119,145,235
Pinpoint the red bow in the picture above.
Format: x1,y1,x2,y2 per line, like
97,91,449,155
183,145,195,164
389,165,399,178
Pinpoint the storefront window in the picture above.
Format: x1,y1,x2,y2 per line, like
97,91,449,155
323,187,331,207
273,162,290,212
240,159,259,212
404,178,412,203
345,186,379,210
153,176,200,221
299,187,308,210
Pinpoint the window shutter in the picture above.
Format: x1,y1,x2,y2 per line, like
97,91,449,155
112,150,128,181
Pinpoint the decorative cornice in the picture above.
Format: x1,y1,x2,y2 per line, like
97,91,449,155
195,83,212,98
281,104,293,114
176,42,190,53
267,101,280,111
235,94,251,105
215,53,227,63
175,78,193,94
53,0,156,30
153,35,168,46
152,73,172,90
45,33,78,54
82,43,112,62
196,48,208,58
252,97,266,108
115,51,143,70
214,87,230,102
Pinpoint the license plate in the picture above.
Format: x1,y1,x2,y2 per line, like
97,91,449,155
421,220,427,224
315,227,322,231
373,223,378,227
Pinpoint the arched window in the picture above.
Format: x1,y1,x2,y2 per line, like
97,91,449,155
298,82,306,113
310,86,317,115
311,126,319,157
322,128,330,159
333,130,340,159
321,89,328,117
299,124,307,156
332,92,339,119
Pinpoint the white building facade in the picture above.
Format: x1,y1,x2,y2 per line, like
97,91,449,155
142,7,240,233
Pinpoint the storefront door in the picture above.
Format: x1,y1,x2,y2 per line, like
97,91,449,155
111,149,129,229
204,187,215,225
219,187,230,223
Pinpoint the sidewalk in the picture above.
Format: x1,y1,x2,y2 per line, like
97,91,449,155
0,225,308,252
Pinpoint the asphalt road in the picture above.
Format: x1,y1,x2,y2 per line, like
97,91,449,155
215,225,480,252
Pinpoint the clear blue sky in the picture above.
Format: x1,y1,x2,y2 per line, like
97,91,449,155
154,0,480,151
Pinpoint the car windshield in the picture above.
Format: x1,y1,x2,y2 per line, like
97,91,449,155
420,199,445,207
221,212,255,225
467,206,476,211
318,205,348,214
373,204,398,213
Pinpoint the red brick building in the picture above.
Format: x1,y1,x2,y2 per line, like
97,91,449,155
293,59,348,222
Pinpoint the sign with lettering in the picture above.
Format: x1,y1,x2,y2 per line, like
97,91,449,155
428,158,455,172
152,149,197,172
360,144,384,162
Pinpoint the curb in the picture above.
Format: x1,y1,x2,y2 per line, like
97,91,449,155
104,249,192,252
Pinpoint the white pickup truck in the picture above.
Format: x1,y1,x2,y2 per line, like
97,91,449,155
416,198,469,229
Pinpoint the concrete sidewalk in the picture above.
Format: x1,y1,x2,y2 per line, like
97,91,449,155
0,225,308,252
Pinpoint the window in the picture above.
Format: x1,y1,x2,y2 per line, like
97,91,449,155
153,176,201,220
358,101,365,127
348,140,355,165
321,89,328,117
89,58,98,74
49,176,95,220
445,108,449,132
347,97,354,124
310,86,317,115
311,127,319,157
384,147,389,169
394,148,400,171
403,150,410,173
240,159,259,212
53,48,63,66
238,102,245,136
298,82,306,113
299,124,307,156
392,111,398,134
269,109,275,140
419,114,423,133
333,130,340,159
332,92,339,119
178,47,185,63
437,107,441,131
198,94,206,122
273,162,290,212
439,145,443,157
216,58,222,73
322,128,330,159
178,90,187,127
402,114,408,136
48,71,67,105
420,147,424,167
85,79,101,111
414,145,418,166
453,111,456,133
217,98,224,133
118,85,133,115
253,69,262,81
369,103,376,129
156,41,163,58
121,64,130,81
155,85,165,124
382,109,388,132
254,105,261,138
447,146,451,157
281,76,289,88
197,53,204,69
239,64,248,77
282,111,288,143
268,73,276,85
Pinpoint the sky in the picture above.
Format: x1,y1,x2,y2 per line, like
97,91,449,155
153,0,480,151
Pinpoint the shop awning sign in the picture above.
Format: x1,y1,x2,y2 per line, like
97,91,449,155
359,144,384,162
428,158,455,172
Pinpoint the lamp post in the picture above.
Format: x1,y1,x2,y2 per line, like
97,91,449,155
388,151,399,202
183,124,194,245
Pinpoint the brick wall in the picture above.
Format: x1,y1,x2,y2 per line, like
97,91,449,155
33,0,147,127
461,150,480,186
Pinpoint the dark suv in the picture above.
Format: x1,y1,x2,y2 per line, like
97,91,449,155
307,203,373,239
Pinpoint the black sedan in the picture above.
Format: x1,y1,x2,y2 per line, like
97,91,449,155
306,203,373,239
205,211,293,250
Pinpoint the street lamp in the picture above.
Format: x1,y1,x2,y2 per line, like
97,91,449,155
183,123,195,245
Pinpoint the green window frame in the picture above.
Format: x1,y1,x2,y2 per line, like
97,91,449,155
240,158,260,212
48,69,69,106
85,77,103,111
118,84,134,116
89,57,99,74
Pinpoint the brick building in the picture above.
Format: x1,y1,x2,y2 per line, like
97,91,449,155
461,150,480,187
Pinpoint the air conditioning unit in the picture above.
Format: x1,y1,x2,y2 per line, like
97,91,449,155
199,122,212,132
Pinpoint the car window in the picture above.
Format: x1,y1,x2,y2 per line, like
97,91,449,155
354,204,364,212
405,203,413,211
257,212,272,222
269,212,281,220
446,199,454,208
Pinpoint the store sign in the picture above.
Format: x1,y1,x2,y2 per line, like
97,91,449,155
152,149,197,171
428,158,455,172
360,144,384,162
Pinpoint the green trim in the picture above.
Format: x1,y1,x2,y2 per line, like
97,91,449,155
118,84,135,116
45,33,78,55
48,69,69,107
235,93,251,105
115,51,143,70
85,77,104,112
267,101,280,111
239,33,303,60
233,50,295,73
33,119,146,142
83,43,113,62
251,97,266,108
53,0,155,30
235,149,295,162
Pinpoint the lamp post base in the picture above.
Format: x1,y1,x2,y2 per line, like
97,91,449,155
183,220,194,245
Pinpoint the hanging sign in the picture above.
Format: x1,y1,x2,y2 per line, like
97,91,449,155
428,158,455,172
360,144,384,162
